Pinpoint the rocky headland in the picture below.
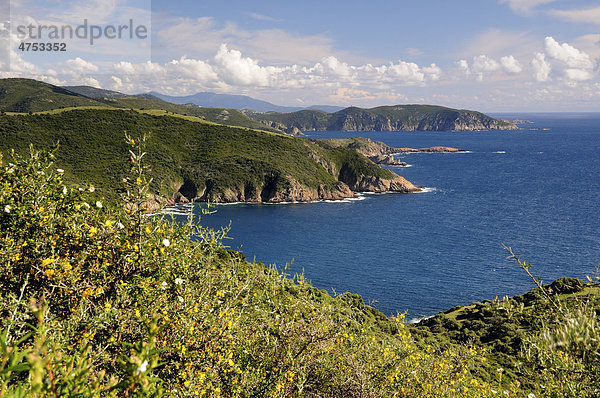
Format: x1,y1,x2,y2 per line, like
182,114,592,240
248,104,518,134
317,137,466,168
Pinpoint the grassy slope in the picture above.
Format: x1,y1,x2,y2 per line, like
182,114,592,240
0,109,391,203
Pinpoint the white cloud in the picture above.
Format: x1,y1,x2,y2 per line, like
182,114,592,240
386,61,425,83
214,44,277,86
68,75,101,87
572,34,600,62
110,76,123,89
544,37,594,69
499,0,557,14
457,59,471,76
422,64,442,81
137,61,166,76
500,55,523,74
113,61,136,75
166,56,218,81
532,52,551,82
472,55,500,81
472,55,500,72
542,36,595,82
564,69,593,81
64,57,99,74
549,6,600,24
321,56,353,77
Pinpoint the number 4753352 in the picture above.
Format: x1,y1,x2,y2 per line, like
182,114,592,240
18,42,67,51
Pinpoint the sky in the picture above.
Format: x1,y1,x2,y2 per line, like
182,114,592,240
1,0,600,112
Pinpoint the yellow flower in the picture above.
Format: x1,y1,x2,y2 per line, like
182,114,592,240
41,258,53,267
135,309,141,317
63,262,72,271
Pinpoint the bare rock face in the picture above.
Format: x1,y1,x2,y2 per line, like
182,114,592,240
368,154,408,166
286,126,306,136
198,177,356,204
346,174,421,193
265,180,353,203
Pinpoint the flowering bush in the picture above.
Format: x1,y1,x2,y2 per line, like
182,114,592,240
2,140,594,397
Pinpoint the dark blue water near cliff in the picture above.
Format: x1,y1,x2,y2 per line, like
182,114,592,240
194,114,600,319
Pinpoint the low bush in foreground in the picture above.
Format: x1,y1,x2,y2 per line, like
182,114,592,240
1,141,598,397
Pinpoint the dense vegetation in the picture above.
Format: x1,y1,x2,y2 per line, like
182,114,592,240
1,139,599,397
0,109,399,205
248,105,517,132
0,79,111,112
412,274,600,395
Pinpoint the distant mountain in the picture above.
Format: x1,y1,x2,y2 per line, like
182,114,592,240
248,105,518,132
148,91,343,113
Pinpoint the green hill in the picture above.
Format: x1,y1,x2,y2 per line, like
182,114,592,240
0,78,110,112
249,104,518,132
0,109,419,208
0,79,279,132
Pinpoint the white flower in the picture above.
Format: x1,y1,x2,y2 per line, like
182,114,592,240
160,281,168,290
82,202,90,209
136,360,148,374
89,185,95,193
96,201,102,208
528,394,536,398
56,168,64,173
162,238,170,247
117,222,125,229
174,278,184,285
178,296,184,302
4,205,11,213
62,186,68,195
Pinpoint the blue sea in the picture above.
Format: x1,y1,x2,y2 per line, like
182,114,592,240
190,114,600,319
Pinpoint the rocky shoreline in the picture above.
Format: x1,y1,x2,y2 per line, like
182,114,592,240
168,174,422,206
145,138,464,210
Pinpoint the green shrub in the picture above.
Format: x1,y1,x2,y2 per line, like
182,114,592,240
2,139,596,397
